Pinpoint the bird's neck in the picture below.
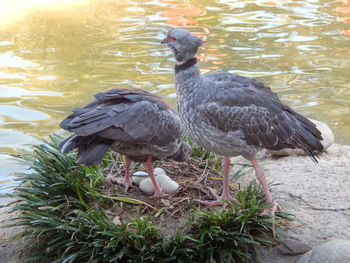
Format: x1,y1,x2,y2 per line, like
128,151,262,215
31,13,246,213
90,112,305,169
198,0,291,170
175,58,198,73
174,58,201,94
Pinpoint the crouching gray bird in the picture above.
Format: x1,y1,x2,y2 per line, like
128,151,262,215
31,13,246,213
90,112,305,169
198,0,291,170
59,88,192,197
161,28,323,215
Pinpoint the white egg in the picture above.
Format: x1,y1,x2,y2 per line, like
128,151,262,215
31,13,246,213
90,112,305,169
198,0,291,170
161,180,179,194
154,167,166,176
132,171,148,185
139,178,155,195
133,171,148,176
156,174,171,186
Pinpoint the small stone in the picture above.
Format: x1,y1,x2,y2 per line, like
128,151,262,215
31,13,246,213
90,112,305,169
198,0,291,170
296,239,350,263
278,239,312,255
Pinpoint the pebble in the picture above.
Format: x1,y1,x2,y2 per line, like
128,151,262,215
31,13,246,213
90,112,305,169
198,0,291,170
277,239,312,255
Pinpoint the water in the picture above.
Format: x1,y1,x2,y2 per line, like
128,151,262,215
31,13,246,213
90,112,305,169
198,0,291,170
0,0,349,193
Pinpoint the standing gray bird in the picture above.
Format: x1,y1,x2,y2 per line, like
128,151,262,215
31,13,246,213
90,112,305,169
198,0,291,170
162,28,323,215
59,88,192,197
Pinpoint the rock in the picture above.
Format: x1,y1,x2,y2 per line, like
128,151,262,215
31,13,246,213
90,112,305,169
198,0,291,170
296,239,350,263
278,239,312,255
313,119,334,150
268,119,334,156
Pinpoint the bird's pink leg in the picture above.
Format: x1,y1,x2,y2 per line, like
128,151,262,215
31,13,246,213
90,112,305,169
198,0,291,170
113,156,135,192
195,156,238,206
145,156,167,198
251,159,280,216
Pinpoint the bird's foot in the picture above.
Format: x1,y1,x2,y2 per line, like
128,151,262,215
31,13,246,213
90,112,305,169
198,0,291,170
260,201,281,237
194,187,239,207
261,201,281,217
150,190,168,199
112,178,136,192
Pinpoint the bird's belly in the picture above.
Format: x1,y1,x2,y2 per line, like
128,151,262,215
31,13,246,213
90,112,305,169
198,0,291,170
181,111,258,159
111,142,178,162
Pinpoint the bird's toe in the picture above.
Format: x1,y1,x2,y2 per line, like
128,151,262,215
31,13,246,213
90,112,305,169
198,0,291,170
150,190,168,199
112,178,136,192
261,201,280,217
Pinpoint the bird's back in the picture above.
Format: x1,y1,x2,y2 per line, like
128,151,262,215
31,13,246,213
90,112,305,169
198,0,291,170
178,68,323,161
59,88,186,165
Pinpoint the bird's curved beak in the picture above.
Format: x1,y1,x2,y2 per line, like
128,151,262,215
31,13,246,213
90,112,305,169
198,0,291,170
161,37,169,44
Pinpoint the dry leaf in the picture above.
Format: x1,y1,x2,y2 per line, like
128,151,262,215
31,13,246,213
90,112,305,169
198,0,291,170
112,215,122,226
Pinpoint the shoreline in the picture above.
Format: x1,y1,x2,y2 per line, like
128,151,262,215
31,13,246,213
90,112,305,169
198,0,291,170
261,143,350,262
1,143,349,263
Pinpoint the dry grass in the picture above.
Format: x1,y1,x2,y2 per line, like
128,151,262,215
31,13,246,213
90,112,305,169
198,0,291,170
100,152,254,236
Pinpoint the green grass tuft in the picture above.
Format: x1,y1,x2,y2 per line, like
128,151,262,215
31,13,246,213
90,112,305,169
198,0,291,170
5,135,292,263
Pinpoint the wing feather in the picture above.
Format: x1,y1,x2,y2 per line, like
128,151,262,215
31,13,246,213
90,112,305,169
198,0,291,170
199,84,322,153
204,72,279,99
60,89,183,147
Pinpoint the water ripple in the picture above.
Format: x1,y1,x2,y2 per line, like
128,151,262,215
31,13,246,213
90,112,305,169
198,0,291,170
0,0,349,197
0,105,50,121
0,51,39,68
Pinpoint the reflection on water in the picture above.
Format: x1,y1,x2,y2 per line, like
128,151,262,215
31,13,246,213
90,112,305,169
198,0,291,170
0,0,350,194
0,0,91,26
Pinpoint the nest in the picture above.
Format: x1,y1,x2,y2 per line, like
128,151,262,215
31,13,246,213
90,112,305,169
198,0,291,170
100,154,241,235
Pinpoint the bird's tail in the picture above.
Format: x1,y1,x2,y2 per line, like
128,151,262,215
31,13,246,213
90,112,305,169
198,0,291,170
291,112,324,163
59,135,79,154
59,135,114,165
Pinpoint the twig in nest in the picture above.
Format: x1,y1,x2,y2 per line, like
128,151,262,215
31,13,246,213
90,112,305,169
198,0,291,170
195,160,209,184
171,197,191,207
106,156,121,179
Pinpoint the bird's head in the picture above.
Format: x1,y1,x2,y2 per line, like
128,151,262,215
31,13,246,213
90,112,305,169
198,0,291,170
161,28,203,63
171,141,192,162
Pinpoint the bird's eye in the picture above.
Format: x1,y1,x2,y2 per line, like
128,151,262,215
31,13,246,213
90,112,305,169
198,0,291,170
168,37,176,41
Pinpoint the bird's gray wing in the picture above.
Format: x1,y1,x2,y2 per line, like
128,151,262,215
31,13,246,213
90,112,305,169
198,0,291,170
98,100,184,146
204,72,279,100
198,84,321,152
60,89,184,147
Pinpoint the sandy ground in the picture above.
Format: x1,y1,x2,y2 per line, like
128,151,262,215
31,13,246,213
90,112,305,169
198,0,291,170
0,206,24,263
259,144,350,262
0,143,349,263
